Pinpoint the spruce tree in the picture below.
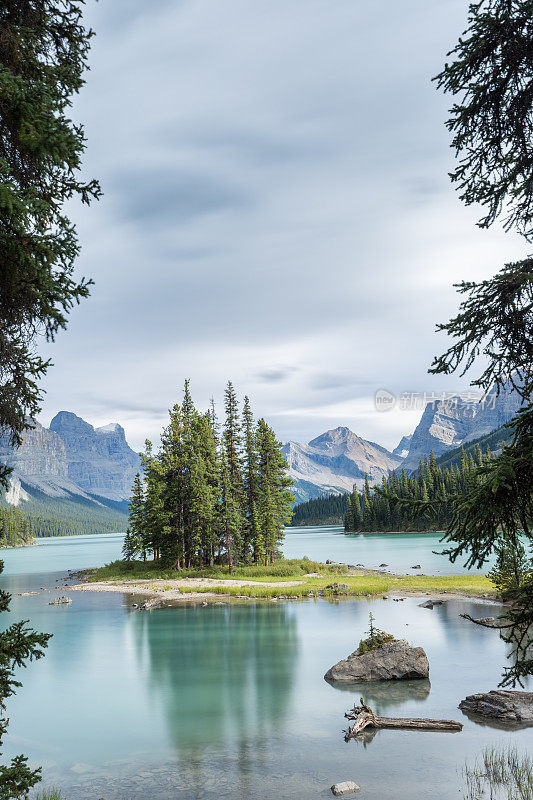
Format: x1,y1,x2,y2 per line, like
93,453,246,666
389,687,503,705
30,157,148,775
0,0,100,487
256,419,294,563
431,0,533,686
223,382,245,559
344,496,354,533
128,473,145,560
242,396,260,563
351,485,361,530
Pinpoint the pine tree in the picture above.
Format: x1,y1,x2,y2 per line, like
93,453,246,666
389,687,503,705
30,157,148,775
344,496,354,533
220,451,240,573
223,382,245,559
256,419,294,563
141,441,166,562
128,473,146,560
0,1,100,488
242,396,260,563
0,560,51,798
361,475,372,529
351,485,361,530
122,528,140,562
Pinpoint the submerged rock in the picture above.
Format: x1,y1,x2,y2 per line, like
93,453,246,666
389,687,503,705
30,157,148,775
418,599,444,609
49,596,72,605
325,639,429,683
459,690,533,724
135,598,162,611
331,781,360,796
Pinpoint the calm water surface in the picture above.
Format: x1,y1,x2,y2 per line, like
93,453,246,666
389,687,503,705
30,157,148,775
0,530,529,800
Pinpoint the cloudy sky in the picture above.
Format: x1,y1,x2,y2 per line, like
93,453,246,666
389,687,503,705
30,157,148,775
38,0,525,452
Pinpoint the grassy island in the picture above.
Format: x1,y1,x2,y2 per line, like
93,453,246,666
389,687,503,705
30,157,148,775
82,557,496,601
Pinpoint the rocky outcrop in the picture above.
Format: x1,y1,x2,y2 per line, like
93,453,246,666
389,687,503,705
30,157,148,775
324,639,429,683
283,427,402,502
402,382,520,472
0,421,68,479
50,412,140,500
392,434,412,458
459,690,533,724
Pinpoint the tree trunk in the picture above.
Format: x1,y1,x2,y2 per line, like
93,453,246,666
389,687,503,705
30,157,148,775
344,703,462,741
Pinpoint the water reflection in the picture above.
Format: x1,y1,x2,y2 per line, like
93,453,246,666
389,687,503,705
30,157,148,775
131,602,299,792
328,678,431,712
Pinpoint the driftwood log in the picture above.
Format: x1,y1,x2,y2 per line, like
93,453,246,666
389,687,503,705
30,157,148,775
344,699,463,741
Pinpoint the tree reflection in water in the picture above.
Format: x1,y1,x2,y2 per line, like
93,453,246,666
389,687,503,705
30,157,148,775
130,602,299,795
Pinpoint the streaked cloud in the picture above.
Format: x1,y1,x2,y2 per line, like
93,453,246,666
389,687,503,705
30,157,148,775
38,0,527,452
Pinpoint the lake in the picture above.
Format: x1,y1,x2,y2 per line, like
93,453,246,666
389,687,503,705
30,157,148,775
1,529,529,800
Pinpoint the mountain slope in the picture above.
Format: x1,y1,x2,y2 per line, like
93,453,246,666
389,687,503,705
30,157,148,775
433,423,512,471
401,382,520,471
282,426,402,503
0,413,139,535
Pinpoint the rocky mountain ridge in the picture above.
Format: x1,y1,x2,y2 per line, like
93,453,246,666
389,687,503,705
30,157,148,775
401,382,520,471
283,426,402,502
0,412,140,506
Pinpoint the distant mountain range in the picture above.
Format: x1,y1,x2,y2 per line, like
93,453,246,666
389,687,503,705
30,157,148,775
0,380,521,529
0,412,139,535
285,382,520,502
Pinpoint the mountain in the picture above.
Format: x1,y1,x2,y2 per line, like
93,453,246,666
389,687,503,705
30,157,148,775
0,412,140,535
401,382,520,471
434,423,511,471
49,412,140,501
282,426,402,503
392,434,412,458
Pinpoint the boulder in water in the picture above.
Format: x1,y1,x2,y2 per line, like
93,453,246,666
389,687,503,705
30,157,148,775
331,781,360,796
325,639,429,683
459,690,533,724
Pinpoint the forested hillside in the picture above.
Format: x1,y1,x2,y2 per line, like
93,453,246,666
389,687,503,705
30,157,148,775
0,488,128,537
434,424,510,471
345,445,493,532
290,493,347,526
0,507,34,547
292,442,498,532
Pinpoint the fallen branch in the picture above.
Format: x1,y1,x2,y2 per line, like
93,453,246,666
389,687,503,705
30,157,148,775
344,700,463,741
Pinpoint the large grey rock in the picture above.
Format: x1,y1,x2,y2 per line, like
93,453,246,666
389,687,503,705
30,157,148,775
282,426,402,502
325,639,429,683
459,690,533,723
331,781,360,796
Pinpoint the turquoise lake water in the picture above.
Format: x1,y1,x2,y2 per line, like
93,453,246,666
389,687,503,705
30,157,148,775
0,528,529,800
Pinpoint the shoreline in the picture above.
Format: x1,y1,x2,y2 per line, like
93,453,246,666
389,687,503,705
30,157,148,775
68,569,499,606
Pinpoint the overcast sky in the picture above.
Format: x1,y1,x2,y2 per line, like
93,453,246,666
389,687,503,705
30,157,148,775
38,0,525,452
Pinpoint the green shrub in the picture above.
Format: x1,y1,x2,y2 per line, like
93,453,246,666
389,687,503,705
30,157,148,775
357,612,395,655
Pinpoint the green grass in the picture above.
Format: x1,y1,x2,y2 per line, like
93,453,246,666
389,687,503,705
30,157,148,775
462,747,533,799
89,557,347,582
86,558,496,600
35,788,62,800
